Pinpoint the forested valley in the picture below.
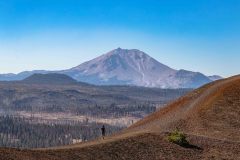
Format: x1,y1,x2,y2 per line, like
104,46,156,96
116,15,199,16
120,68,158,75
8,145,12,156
0,115,122,148
0,79,191,148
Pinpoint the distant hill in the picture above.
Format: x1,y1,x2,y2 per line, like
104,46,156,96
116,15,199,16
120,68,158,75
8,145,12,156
208,75,223,81
0,70,49,81
0,48,222,88
22,73,77,85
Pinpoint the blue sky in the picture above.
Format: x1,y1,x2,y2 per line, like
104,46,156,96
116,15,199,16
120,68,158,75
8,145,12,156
0,0,239,77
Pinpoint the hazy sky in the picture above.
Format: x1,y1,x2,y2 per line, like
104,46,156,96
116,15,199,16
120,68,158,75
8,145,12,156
0,0,239,77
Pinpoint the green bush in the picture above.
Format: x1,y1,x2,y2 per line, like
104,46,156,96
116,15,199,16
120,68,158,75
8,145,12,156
167,129,189,146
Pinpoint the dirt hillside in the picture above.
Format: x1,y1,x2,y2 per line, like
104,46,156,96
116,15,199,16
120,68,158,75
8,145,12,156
0,75,240,160
128,75,240,141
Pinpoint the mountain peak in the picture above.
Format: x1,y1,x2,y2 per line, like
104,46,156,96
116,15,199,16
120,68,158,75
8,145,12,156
104,48,153,64
107,48,143,56
64,48,214,88
0,48,218,88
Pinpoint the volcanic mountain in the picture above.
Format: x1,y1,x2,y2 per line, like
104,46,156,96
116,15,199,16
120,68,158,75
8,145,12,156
0,48,221,88
62,48,215,88
1,75,239,160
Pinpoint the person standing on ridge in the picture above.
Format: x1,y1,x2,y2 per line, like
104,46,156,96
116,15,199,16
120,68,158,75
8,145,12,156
101,125,106,139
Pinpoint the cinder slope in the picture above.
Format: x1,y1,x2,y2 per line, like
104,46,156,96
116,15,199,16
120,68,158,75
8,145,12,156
0,75,239,160
0,133,239,160
128,75,240,141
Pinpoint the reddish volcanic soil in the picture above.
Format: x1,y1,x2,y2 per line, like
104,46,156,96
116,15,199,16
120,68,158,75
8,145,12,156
128,75,240,142
0,75,240,160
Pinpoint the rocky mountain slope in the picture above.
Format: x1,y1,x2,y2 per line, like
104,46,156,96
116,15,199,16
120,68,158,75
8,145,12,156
0,48,221,88
62,48,217,88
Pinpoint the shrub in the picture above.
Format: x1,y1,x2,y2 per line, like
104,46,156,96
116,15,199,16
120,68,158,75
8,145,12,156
167,129,189,146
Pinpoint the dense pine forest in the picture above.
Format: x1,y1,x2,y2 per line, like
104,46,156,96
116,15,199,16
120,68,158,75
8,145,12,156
0,116,122,148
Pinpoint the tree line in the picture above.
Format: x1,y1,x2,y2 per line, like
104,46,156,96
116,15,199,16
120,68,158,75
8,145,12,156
0,115,122,148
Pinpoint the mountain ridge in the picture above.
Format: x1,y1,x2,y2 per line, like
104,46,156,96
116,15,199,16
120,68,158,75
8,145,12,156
0,48,222,88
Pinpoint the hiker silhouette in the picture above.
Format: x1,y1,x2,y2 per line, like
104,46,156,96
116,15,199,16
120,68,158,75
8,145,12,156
101,125,106,139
